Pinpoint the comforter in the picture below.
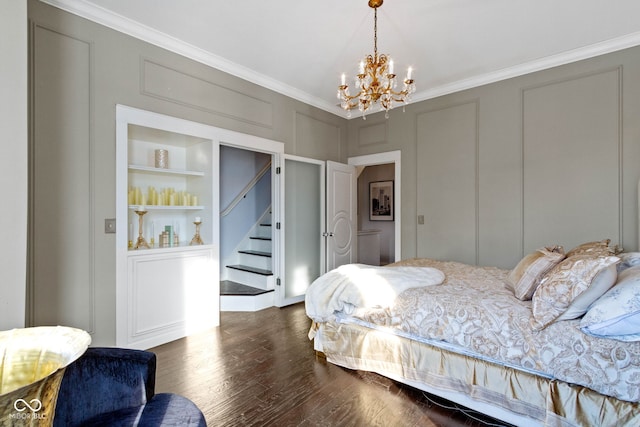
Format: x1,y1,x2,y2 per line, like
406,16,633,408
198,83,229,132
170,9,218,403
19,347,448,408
306,258,640,403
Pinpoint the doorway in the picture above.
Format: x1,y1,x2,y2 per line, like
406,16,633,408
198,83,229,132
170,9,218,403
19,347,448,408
349,151,401,264
217,137,284,312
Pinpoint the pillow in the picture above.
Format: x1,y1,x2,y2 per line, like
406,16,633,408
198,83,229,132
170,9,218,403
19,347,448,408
530,255,619,330
555,263,617,321
506,246,565,300
581,266,640,341
616,252,640,274
565,239,614,258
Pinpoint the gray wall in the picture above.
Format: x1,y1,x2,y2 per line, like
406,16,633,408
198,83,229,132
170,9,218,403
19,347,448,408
1,1,28,329
348,46,640,269
27,0,347,345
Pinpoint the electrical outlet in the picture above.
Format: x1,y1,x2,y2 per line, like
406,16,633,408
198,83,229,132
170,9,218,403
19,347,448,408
417,215,424,225
105,218,116,233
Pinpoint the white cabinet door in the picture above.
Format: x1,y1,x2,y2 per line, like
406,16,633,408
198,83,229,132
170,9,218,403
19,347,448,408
125,247,218,349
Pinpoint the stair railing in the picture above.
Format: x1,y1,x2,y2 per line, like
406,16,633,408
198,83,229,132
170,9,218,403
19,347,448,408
220,160,272,217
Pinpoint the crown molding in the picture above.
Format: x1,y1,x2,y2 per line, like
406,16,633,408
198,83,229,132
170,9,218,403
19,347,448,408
39,0,640,120
410,31,640,106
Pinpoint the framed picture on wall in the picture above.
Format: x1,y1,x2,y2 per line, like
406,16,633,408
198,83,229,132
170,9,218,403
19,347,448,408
369,180,394,221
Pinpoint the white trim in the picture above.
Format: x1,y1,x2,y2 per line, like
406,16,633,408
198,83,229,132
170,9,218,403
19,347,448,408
40,0,640,120
348,151,402,262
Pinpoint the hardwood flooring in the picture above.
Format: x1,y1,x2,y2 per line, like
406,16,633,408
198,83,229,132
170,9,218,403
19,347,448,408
151,303,512,427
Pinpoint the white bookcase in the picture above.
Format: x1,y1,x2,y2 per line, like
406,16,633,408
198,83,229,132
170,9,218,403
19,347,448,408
116,105,220,349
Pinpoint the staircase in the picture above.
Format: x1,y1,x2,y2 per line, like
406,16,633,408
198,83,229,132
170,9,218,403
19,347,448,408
220,210,275,311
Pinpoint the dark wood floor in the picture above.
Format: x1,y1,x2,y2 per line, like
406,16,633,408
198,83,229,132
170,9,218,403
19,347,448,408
151,303,512,427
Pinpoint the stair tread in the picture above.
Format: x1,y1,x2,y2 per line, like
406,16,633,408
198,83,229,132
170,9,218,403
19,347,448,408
249,236,271,241
220,280,274,296
227,264,273,276
238,249,272,258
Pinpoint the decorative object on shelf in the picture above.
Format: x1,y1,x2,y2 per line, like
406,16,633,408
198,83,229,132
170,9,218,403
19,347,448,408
128,186,200,207
337,0,416,119
189,217,204,245
128,222,133,248
133,207,150,249
154,149,169,169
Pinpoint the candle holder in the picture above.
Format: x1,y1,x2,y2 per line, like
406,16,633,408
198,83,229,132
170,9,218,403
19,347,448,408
189,221,204,245
133,209,150,249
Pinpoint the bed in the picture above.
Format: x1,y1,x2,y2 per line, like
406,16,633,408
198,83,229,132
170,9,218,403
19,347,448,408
305,240,640,426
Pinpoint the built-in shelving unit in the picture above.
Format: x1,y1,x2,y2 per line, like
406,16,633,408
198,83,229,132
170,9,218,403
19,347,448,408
116,105,220,350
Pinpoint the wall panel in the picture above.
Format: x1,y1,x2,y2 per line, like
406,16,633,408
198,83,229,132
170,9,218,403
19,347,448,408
31,25,94,332
142,59,273,129
416,102,478,265
294,112,342,161
522,68,621,252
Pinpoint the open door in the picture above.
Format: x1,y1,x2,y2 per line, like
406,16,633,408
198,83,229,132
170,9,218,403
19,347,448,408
326,161,357,271
277,155,326,307
277,158,356,307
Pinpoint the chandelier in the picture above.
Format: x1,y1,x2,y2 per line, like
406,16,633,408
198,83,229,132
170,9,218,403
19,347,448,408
337,0,416,118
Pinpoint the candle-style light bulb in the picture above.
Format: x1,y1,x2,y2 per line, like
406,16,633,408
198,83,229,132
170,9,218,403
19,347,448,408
341,73,346,86
407,67,413,80
359,61,365,74
389,59,394,75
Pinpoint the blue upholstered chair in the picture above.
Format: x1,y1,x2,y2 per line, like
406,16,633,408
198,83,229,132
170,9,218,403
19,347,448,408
54,347,206,426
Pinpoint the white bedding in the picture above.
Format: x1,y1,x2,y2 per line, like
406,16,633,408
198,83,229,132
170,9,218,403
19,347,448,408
305,263,445,322
305,258,640,403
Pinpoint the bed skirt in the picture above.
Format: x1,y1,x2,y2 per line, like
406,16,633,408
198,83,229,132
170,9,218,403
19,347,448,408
315,321,640,427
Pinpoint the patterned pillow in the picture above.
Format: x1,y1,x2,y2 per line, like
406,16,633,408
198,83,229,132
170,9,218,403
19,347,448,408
565,239,614,258
581,266,640,341
506,246,565,300
530,255,619,330
616,252,640,273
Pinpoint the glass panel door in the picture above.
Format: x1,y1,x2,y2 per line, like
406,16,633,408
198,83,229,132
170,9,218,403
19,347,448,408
278,155,325,306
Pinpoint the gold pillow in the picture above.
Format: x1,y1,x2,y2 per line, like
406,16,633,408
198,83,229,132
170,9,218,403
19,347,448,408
565,239,614,258
530,255,619,330
506,246,565,300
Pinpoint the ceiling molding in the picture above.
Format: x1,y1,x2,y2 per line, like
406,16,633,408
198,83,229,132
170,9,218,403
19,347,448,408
410,31,640,105
40,0,640,120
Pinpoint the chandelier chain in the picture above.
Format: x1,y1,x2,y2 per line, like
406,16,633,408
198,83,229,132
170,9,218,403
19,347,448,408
373,7,378,59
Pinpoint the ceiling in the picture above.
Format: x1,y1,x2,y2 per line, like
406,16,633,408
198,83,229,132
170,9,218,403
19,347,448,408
42,0,640,118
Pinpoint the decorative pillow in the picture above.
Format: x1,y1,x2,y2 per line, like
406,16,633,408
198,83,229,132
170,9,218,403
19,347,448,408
616,252,640,274
555,263,618,321
565,239,614,258
581,266,640,341
530,255,619,330
506,246,565,300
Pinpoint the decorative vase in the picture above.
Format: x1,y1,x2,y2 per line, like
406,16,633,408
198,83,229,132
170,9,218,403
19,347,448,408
0,326,91,426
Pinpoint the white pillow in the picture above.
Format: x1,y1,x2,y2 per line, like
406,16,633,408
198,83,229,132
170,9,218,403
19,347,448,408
616,252,640,273
580,266,640,341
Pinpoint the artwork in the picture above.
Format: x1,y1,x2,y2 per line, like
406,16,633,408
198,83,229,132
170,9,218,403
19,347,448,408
369,180,394,221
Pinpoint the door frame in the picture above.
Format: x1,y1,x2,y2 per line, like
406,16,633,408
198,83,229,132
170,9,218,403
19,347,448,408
217,135,284,308
348,150,402,262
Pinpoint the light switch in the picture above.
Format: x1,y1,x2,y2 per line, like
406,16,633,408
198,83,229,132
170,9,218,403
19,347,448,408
105,218,116,233
417,215,424,225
